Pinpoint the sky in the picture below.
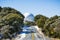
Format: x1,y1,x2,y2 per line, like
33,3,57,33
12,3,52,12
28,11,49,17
0,0,60,17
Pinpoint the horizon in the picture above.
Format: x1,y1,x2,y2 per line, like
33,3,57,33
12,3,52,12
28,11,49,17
0,0,60,17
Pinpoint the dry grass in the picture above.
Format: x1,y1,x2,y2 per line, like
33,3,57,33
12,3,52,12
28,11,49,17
51,38,60,40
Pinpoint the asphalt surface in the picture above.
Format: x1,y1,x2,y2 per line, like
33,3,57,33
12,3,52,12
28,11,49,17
15,26,50,40
22,33,45,40
22,27,45,40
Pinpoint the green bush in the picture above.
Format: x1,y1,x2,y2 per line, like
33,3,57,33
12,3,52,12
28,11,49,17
0,7,24,38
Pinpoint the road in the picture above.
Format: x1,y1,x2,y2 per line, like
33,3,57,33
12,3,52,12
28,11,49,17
15,26,50,40
22,33,45,40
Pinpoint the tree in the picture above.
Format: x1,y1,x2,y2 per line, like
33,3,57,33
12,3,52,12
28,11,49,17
51,18,60,38
34,14,45,22
43,15,60,38
0,6,2,12
0,7,24,38
24,21,35,26
34,14,48,28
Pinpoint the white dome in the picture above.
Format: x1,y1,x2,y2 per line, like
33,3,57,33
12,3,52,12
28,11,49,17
24,13,34,22
23,13,30,18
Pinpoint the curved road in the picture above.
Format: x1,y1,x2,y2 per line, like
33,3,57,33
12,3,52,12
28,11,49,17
22,33,45,40
15,26,50,40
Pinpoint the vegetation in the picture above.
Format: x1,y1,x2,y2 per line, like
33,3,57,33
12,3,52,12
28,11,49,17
0,7,24,38
0,6,60,39
24,21,35,26
34,14,48,28
34,15,60,39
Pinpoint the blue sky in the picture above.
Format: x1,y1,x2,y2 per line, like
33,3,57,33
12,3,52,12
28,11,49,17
0,0,60,17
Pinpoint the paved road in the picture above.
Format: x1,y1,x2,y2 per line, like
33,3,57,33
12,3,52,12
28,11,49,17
15,26,50,40
22,33,45,40
21,26,46,40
